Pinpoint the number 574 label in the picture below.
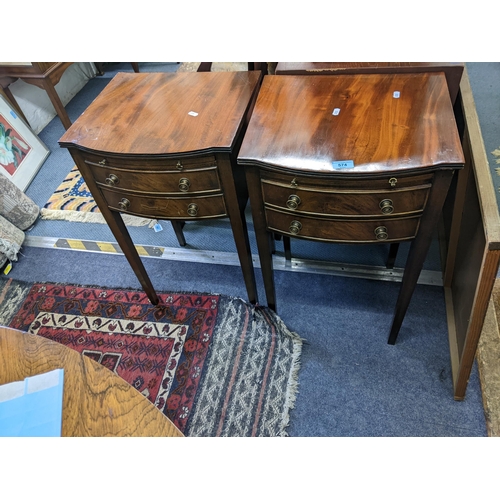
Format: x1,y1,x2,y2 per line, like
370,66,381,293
332,160,355,169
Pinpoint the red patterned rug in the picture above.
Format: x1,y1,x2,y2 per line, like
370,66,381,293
1,279,302,437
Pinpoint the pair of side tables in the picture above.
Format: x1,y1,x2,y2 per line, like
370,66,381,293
59,66,464,347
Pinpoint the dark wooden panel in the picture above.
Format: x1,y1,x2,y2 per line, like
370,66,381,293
450,163,485,356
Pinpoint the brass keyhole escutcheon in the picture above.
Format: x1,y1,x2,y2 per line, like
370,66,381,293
118,198,130,211
286,194,301,210
290,178,298,187
99,159,107,166
374,226,388,240
176,161,183,171
187,203,198,217
179,178,190,192
289,220,302,235
389,177,397,187
379,199,394,215
105,174,120,186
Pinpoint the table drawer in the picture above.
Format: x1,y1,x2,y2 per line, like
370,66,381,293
82,152,216,171
88,164,222,194
260,170,434,191
100,188,227,219
265,208,420,243
262,182,430,217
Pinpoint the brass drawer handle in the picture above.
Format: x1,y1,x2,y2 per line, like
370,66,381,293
179,178,190,192
389,177,397,187
105,174,120,186
286,194,301,210
118,198,130,211
187,203,198,217
176,161,183,171
99,159,107,166
379,199,394,215
374,226,388,240
289,220,302,235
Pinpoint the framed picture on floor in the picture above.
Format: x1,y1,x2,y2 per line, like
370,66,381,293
0,94,49,191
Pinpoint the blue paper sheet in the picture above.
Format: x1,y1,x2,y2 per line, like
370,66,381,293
0,369,64,437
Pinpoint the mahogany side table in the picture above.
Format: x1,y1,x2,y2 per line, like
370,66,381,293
238,73,465,344
59,71,261,305
0,62,74,129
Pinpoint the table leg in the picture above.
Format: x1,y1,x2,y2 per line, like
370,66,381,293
171,220,186,247
386,242,400,269
42,80,72,130
72,153,159,304
246,166,277,311
387,170,455,344
218,156,258,305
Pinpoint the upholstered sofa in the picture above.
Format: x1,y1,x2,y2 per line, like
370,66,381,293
0,176,39,269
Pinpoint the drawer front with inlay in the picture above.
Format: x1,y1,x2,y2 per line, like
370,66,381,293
262,182,430,217
82,152,216,171
260,170,434,192
100,188,227,219
265,208,420,242
88,164,222,195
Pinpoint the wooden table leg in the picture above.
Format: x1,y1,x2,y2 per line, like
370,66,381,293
388,170,455,344
107,210,159,305
0,84,29,123
171,220,186,247
246,166,277,311
41,79,72,130
386,242,400,269
73,153,159,304
218,156,258,305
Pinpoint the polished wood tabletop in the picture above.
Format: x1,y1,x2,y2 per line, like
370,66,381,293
238,73,464,173
59,71,262,155
0,327,183,437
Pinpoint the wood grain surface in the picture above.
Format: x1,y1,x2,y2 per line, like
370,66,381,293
274,62,464,103
0,327,183,437
59,71,261,155
238,73,464,174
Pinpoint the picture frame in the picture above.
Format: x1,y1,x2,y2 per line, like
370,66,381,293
0,94,49,191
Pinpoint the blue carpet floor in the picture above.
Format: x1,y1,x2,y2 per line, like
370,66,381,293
3,62,490,436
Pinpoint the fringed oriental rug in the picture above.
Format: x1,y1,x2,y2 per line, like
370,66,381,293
0,279,302,437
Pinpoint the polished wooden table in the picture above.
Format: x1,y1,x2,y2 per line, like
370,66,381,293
238,73,465,344
59,71,262,305
0,327,183,437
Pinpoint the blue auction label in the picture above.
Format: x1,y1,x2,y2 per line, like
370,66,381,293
332,160,355,169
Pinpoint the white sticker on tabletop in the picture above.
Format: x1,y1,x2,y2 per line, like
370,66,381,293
393,91,400,98
188,111,199,116
332,108,341,116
